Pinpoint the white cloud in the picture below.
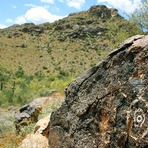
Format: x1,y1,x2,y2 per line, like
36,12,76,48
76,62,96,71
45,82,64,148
24,3,50,9
58,0,86,9
97,0,142,13
40,0,54,4
66,0,86,9
15,15,27,24
6,19,13,23
24,7,64,24
14,6,65,24
24,4,37,8
14,7,64,25
0,24,7,29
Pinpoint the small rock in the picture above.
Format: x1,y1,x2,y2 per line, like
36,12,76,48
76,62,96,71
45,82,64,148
19,133,49,148
34,115,50,137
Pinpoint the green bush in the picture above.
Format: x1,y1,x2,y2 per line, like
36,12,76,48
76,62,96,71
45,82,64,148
15,66,25,78
0,65,75,106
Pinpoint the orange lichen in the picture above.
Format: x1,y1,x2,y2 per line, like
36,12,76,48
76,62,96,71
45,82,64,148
100,115,109,134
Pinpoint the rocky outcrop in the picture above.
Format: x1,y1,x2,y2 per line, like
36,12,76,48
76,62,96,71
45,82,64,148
21,25,44,35
54,5,124,40
67,25,107,39
49,35,148,147
14,91,61,133
88,5,119,18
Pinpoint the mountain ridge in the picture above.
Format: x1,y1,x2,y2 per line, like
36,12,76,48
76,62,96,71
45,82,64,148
0,5,142,76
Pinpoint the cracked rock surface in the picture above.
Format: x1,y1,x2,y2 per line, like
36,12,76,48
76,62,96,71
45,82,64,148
49,35,148,148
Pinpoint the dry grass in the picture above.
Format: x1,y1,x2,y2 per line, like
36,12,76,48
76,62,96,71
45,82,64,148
0,132,26,148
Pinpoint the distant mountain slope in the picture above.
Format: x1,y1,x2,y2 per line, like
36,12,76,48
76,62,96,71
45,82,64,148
0,5,142,76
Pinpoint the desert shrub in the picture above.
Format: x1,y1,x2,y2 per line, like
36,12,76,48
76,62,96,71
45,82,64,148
50,75,74,93
47,47,52,54
2,88,14,104
42,66,48,70
15,66,25,78
39,87,51,97
0,67,11,91
0,65,75,106
48,75,55,81
57,70,69,78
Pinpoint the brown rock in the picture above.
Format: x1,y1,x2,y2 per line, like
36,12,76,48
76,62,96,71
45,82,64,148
49,35,148,147
19,134,49,148
34,115,50,137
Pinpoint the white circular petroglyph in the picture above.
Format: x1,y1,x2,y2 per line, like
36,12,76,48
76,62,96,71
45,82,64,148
126,97,147,140
136,115,143,122
134,108,145,127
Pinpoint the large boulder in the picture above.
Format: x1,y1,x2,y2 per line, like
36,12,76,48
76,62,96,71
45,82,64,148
49,35,148,147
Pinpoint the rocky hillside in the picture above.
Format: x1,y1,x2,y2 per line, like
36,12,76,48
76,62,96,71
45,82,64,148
0,5,142,76
0,5,146,147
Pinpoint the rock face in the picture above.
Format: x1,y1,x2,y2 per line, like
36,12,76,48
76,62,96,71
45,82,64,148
54,5,124,40
88,5,119,18
49,35,148,148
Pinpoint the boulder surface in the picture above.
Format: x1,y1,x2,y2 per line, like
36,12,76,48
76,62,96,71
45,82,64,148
49,35,148,148
19,133,49,148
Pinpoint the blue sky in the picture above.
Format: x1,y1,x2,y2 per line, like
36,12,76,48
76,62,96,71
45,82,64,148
0,0,142,29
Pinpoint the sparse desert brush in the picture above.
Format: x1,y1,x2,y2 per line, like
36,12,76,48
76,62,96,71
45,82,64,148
0,65,74,107
0,123,35,148
0,131,23,148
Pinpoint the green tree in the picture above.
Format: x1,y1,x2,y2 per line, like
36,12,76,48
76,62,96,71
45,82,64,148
129,0,148,32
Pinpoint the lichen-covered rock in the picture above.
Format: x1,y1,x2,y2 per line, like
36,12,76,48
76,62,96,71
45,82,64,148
49,35,148,148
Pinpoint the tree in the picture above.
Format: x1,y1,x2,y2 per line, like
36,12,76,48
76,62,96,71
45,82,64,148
129,0,148,32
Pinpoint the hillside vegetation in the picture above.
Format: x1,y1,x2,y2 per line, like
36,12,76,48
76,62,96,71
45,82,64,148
0,5,142,106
